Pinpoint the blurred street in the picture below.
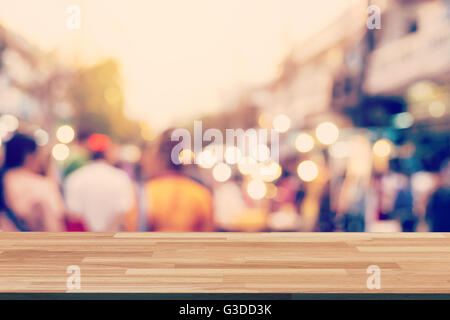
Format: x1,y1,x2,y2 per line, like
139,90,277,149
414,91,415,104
0,0,449,232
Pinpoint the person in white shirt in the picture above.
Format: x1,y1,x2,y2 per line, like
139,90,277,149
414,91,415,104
64,145,135,232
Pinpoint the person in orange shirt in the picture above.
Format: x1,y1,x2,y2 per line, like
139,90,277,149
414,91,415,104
126,130,214,232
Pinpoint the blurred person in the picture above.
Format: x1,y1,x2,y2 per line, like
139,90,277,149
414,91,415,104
269,167,303,231
64,134,135,231
127,130,214,232
336,174,366,232
276,157,304,208
389,160,417,232
0,134,65,231
214,174,246,231
411,170,439,231
316,180,336,232
276,170,304,209
392,177,416,232
335,136,374,232
426,159,450,232
378,159,410,221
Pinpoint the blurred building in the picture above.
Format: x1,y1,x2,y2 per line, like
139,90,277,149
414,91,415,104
0,25,41,123
249,0,370,131
0,24,74,135
364,0,450,171
365,0,450,120
231,0,450,231
246,0,448,165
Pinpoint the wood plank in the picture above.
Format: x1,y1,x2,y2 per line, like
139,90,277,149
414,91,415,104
0,233,449,293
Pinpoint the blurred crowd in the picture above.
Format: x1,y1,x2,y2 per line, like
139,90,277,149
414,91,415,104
0,129,448,232
0,0,449,232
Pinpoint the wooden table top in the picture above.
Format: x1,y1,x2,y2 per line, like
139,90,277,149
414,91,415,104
0,232,449,293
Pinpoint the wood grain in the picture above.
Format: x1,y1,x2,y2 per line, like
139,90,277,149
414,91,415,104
0,233,449,293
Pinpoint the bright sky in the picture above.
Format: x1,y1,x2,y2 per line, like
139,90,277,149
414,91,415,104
0,0,359,131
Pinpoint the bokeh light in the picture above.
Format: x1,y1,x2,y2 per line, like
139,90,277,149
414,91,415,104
212,163,232,182
34,129,49,146
260,161,282,182
272,114,291,133
258,113,273,129
428,101,446,118
315,122,339,145
237,156,257,175
250,144,271,162
0,114,19,132
373,139,392,158
247,180,267,200
224,145,242,165
295,133,314,153
56,125,75,144
408,81,434,101
197,148,218,169
52,143,70,161
297,160,319,182
120,144,141,163
393,112,414,129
